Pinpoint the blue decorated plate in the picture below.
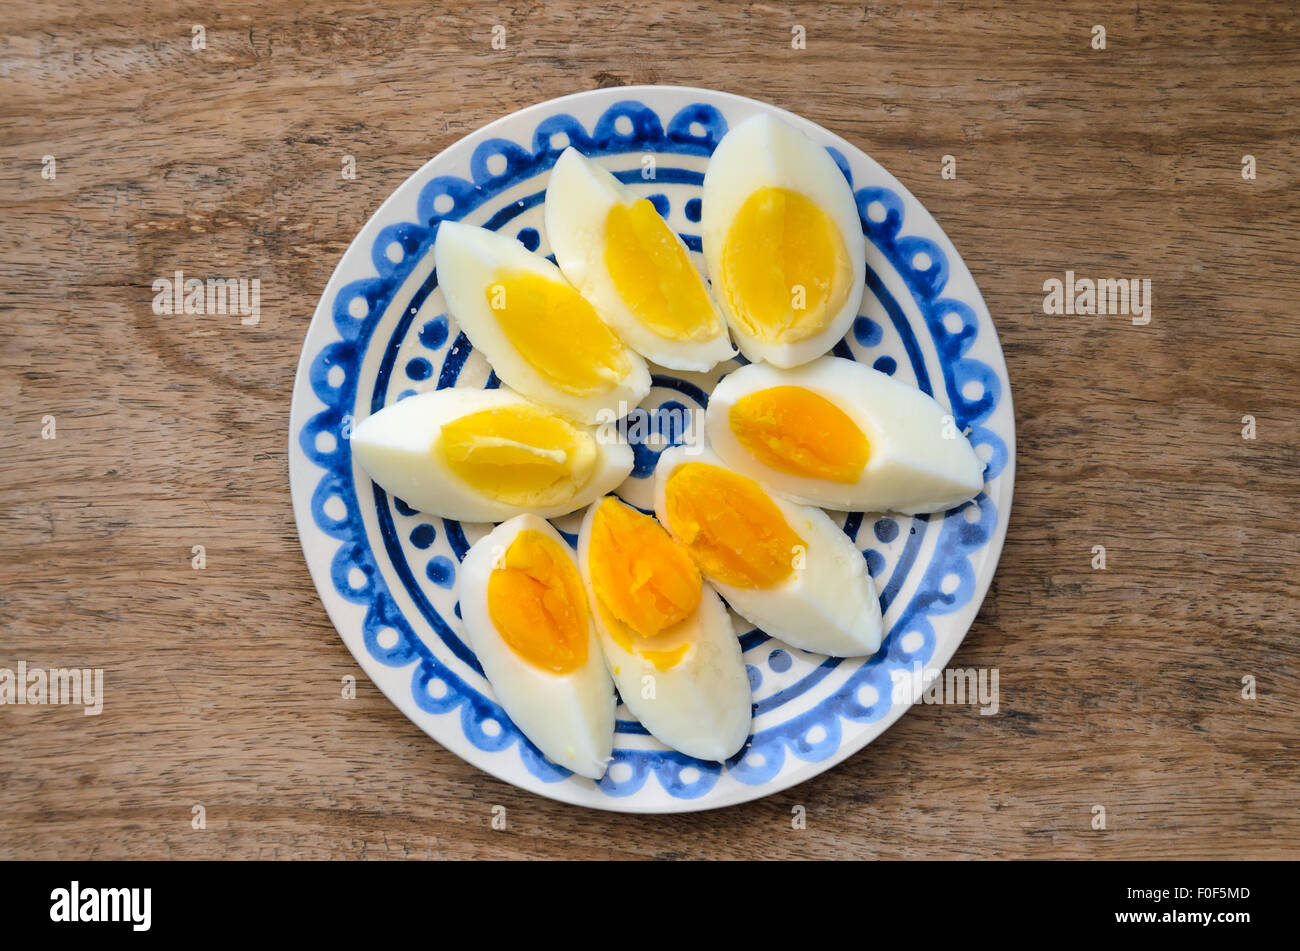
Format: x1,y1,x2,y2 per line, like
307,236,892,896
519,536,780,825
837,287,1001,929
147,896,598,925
289,87,1015,812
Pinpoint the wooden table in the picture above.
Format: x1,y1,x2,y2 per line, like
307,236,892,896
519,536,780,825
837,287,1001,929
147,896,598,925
2,0,1296,860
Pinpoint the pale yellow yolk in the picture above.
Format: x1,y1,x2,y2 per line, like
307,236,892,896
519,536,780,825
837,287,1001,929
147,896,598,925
439,405,596,507
729,386,869,484
603,199,722,342
487,529,589,675
486,269,631,395
588,498,701,669
664,463,806,590
719,186,853,344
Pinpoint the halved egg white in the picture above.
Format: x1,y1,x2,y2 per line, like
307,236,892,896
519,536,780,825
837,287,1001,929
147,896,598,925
653,446,882,658
433,220,651,423
545,148,736,372
701,114,866,368
458,514,615,780
706,356,985,514
576,496,751,762
351,388,633,521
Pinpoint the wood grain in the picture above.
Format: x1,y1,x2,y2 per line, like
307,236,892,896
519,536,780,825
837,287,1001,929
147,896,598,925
1,0,1297,860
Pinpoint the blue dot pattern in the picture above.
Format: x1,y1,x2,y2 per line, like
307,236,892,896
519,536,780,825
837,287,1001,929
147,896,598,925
419,316,449,349
854,316,883,346
425,556,455,588
516,226,540,251
298,97,1011,804
410,524,436,549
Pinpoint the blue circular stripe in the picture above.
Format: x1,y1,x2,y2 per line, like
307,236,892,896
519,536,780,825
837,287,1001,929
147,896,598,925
300,98,1007,800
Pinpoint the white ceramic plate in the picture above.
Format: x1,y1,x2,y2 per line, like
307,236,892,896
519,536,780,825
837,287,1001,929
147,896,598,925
289,86,1015,812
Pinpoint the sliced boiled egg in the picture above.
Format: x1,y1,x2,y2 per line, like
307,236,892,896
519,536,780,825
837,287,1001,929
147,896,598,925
576,496,751,762
706,356,985,514
545,148,736,372
653,447,882,658
433,220,651,423
351,388,633,521
701,114,866,368
458,514,615,779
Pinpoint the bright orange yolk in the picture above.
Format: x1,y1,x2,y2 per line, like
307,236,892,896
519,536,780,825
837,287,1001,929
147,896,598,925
603,199,722,342
719,186,852,344
589,497,702,640
729,386,869,483
486,269,631,395
663,463,806,590
439,405,596,507
487,529,589,675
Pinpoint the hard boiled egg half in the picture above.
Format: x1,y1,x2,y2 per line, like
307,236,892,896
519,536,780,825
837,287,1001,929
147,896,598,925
701,114,866,368
576,496,751,762
706,356,985,514
434,220,651,423
653,447,882,658
458,514,615,779
545,148,736,372
351,388,633,521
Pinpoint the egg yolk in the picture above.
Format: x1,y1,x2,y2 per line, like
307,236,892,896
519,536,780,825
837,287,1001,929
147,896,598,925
486,269,631,395
439,405,596,507
663,463,806,589
487,529,589,675
729,386,869,483
588,497,702,666
604,199,722,342
718,186,853,344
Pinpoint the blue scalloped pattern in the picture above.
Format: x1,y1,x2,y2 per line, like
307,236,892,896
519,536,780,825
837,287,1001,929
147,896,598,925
299,99,1007,800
